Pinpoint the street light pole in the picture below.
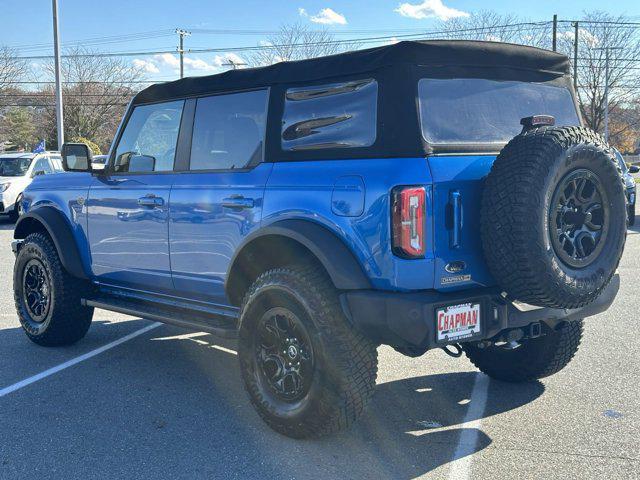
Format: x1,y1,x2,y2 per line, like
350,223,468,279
52,0,64,149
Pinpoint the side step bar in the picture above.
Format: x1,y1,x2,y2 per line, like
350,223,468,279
82,296,239,339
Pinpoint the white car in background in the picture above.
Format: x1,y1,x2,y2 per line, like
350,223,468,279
0,152,64,222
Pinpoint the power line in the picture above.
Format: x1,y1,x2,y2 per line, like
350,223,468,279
8,21,554,60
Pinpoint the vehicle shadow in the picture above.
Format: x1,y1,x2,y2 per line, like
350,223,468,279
0,323,544,479
0,217,15,231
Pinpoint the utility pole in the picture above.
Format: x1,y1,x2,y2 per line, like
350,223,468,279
595,46,622,143
552,14,558,51
573,22,579,91
175,28,191,79
52,0,64,150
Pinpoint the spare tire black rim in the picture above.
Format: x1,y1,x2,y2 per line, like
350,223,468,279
23,259,51,322
255,307,314,402
550,168,609,268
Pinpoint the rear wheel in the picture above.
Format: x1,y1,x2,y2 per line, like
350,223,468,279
238,264,378,438
462,320,583,382
628,203,636,226
14,232,93,346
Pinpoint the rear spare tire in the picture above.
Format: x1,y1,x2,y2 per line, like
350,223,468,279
482,126,626,309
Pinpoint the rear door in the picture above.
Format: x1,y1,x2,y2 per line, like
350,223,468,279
87,100,184,292
169,90,271,303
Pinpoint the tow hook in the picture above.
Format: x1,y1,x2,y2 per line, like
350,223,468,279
441,343,463,358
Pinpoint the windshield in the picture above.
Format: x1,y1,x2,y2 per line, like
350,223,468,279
0,157,33,177
418,78,580,144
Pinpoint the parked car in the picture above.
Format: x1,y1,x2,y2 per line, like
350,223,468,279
0,151,63,221
613,148,638,225
12,41,626,438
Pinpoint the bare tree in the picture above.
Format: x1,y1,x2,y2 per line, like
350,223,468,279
0,47,27,89
434,11,553,49
0,47,28,108
557,12,640,141
39,47,144,150
248,23,360,66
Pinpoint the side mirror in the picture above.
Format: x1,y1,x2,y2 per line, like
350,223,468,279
628,165,639,174
31,170,45,178
61,143,93,172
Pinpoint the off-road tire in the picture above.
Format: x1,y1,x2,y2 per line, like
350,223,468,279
14,232,93,346
463,320,583,382
482,126,626,309
238,264,378,438
8,194,22,222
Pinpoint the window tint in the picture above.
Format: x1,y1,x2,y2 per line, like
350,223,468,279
189,90,268,171
418,78,580,144
114,100,184,173
282,79,377,151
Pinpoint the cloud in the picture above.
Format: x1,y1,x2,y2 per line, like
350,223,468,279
394,0,469,21
132,58,160,74
299,7,347,25
559,28,599,48
154,53,180,68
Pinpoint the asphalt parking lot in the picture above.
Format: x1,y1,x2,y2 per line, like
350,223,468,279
0,212,639,480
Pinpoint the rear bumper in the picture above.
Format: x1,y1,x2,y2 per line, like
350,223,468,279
341,274,620,352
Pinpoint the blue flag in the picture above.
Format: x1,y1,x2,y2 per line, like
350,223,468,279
32,140,45,153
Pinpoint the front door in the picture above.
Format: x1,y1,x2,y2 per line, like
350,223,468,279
169,90,271,303
87,100,185,292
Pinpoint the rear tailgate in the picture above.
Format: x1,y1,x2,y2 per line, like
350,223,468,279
428,154,498,291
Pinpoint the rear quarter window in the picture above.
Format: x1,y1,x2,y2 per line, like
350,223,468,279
281,79,378,151
418,78,580,144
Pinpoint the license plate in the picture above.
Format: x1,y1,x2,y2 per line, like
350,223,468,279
436,302,481,343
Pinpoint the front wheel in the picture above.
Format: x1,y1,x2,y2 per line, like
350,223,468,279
238,264,378,438
462,320,583,382
8,194,22,222
14,232,94,346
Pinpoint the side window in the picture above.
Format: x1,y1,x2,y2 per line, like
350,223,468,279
32,157,53,175
282,79,378,151
49,156,63,172
189,90,268,171
114,100,184,173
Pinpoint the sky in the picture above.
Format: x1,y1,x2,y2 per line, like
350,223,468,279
1,0,639,81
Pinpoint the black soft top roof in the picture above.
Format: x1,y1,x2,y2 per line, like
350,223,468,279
133,40,570,105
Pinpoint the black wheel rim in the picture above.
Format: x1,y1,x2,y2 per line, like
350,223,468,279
550,169,609,268
255,307,314,402
22,259,51,322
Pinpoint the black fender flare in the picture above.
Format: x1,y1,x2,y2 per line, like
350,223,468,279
14,207,89,280
226,219,371,299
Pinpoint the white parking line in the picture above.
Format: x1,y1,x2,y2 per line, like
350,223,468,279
447,373,491,480
0,322,161,399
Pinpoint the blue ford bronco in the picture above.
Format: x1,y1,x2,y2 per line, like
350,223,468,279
12,41,626,438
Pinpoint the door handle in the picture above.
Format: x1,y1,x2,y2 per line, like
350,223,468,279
138,195,164,207
221,196,255,210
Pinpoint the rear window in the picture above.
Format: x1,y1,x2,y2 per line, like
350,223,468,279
282,79,377,151
418,78,580,144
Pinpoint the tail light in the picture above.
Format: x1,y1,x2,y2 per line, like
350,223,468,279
392,186,426,258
